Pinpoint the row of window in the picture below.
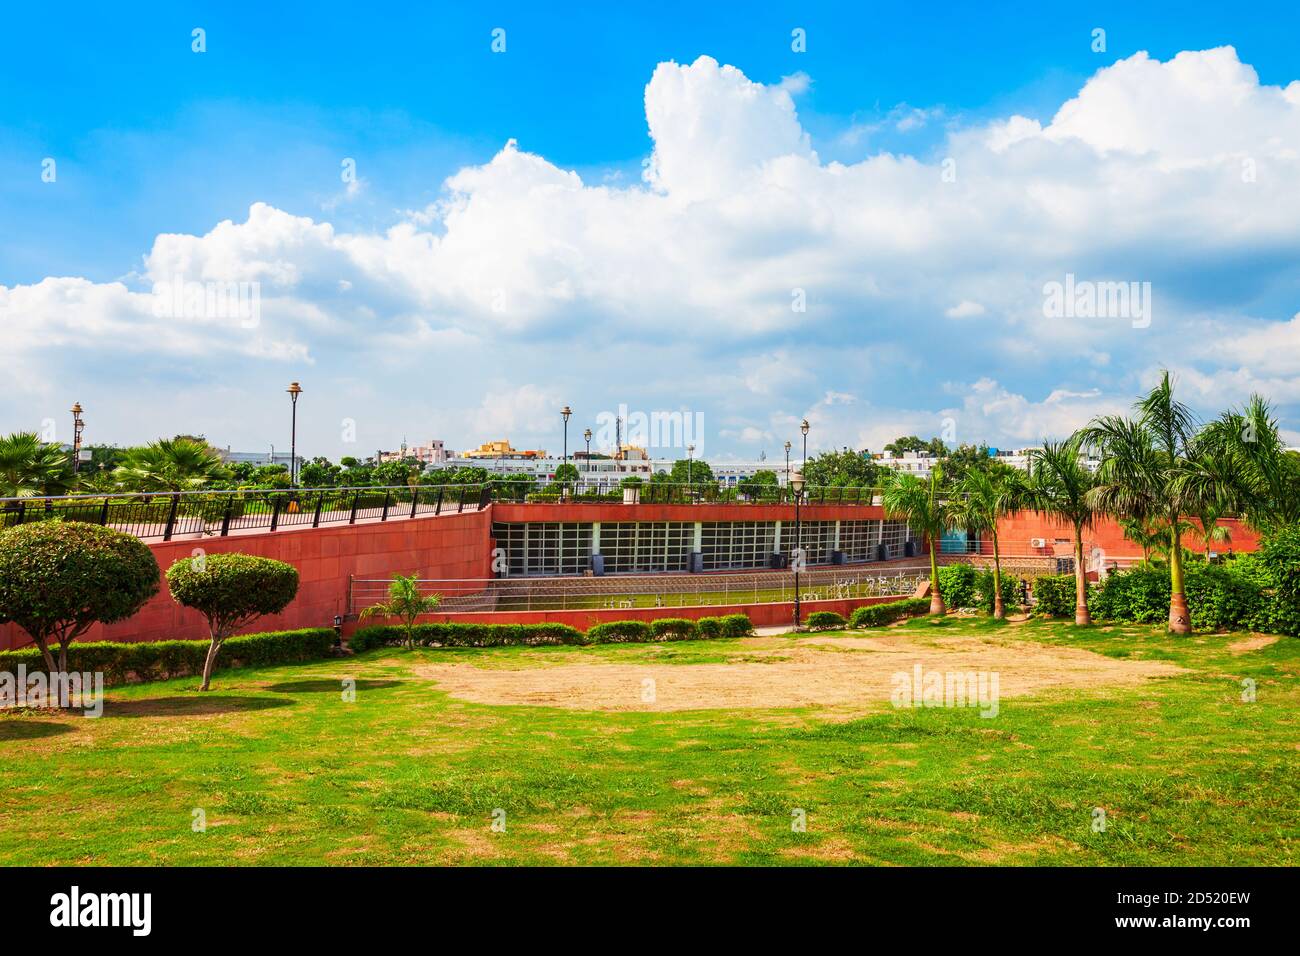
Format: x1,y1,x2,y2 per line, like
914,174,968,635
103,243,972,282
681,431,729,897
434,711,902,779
490,519,913,577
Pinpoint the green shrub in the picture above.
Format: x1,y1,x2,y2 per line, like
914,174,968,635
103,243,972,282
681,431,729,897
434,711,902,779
1089,566,1167,623
585,620,654,643
1032,575,1077,618
349,621,585,650
936,563,1021,614
974,569,1024,614
849,597,929,628
650,618,698,641
695,616,724,639
805,610,847,631
0,520,160,675
719,613,754,637
0,628,333,685
1258,526,1300,636
1183,564,1266,632
349,614,751,650
937,563,979,607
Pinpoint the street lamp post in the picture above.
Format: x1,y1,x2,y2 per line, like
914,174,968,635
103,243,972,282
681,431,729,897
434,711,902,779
791,469,805,629
286,382,303,486
70,402,85,474
800,418,810,469
583,428,592,477
561,405,572,498
784,440,791,489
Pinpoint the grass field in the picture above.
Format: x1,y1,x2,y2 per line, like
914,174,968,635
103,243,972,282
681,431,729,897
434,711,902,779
1,616,1296,865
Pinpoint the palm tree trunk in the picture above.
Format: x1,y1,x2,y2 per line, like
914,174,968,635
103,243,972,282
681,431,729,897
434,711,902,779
927,531,946,615
1073,525,1091,626
1168,523,1191,635
991,529,1005,620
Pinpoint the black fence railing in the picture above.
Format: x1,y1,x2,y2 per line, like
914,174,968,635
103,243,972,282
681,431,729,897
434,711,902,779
0,480,883,542
0,483,494,542
490,480,881,505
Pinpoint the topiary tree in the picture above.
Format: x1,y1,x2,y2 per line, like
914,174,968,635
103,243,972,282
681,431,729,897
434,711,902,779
0,521,160,679
166,552,299,690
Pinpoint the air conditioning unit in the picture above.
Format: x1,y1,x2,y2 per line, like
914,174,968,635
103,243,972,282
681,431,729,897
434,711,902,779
1030,538,1047,549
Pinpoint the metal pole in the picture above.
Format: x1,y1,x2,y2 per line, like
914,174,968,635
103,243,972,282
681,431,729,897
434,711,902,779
794,488,802,628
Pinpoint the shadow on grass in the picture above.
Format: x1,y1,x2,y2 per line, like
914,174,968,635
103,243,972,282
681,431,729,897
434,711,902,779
264,679,403,694
102,696,294,718
0,719,76,740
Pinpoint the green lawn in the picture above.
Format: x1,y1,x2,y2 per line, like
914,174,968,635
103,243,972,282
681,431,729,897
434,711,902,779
1,617,1296,865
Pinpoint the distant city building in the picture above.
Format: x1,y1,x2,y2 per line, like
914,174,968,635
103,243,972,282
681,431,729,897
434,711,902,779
378,439,448,466
462,440,548,460
873,446,1100,477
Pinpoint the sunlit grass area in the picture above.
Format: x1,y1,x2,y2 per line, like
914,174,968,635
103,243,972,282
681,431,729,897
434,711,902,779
2,617,1296,865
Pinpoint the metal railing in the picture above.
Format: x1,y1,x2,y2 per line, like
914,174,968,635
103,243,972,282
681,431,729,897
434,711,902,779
0,480,887,542
491,479,882,505
350,563,931,614
0,483,493,542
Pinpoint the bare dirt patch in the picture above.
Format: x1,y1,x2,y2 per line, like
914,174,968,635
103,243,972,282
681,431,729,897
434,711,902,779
413,634,1185,712
1228,634,1280,655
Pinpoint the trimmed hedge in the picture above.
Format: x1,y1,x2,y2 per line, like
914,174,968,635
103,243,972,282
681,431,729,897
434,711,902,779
1032,574,1077,618
586,620,653,643
849,597,930,628
0,628,334,686
347,622,585,651
650,618,698,641
805,610,848,631
350,613,755,651
711,614,756,637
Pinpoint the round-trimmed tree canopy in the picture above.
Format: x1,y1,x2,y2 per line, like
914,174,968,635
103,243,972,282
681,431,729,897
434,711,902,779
166,552,299,636
0,520,160,642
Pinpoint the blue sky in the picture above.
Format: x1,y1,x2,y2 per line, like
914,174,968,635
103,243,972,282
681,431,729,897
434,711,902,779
4,2,1300,461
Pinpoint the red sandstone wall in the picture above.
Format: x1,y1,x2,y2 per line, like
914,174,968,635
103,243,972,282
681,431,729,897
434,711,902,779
0,510,493,651
987,514,1262,560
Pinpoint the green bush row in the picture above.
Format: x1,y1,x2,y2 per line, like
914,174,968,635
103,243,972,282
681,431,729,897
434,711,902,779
1032,574,1078,618
350,613,756,650
1091,559,1296,633
1034,541,1300,635
938,563,1023,613
848,597,931,628
0,628,334,685
805,610,848,630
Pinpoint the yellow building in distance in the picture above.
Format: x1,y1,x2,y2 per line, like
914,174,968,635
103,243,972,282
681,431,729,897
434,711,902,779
462,440,549,460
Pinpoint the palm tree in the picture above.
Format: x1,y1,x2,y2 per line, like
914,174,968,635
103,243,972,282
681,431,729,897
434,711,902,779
880,466,953,615
357,574,441,648
0,432,77,498
1194,509,1231,557
1119,516,1159,564
949,465,1030,619
113,438,229,493
1026,436,1099,626
1195,395,1300,532
1080,370,1207,635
